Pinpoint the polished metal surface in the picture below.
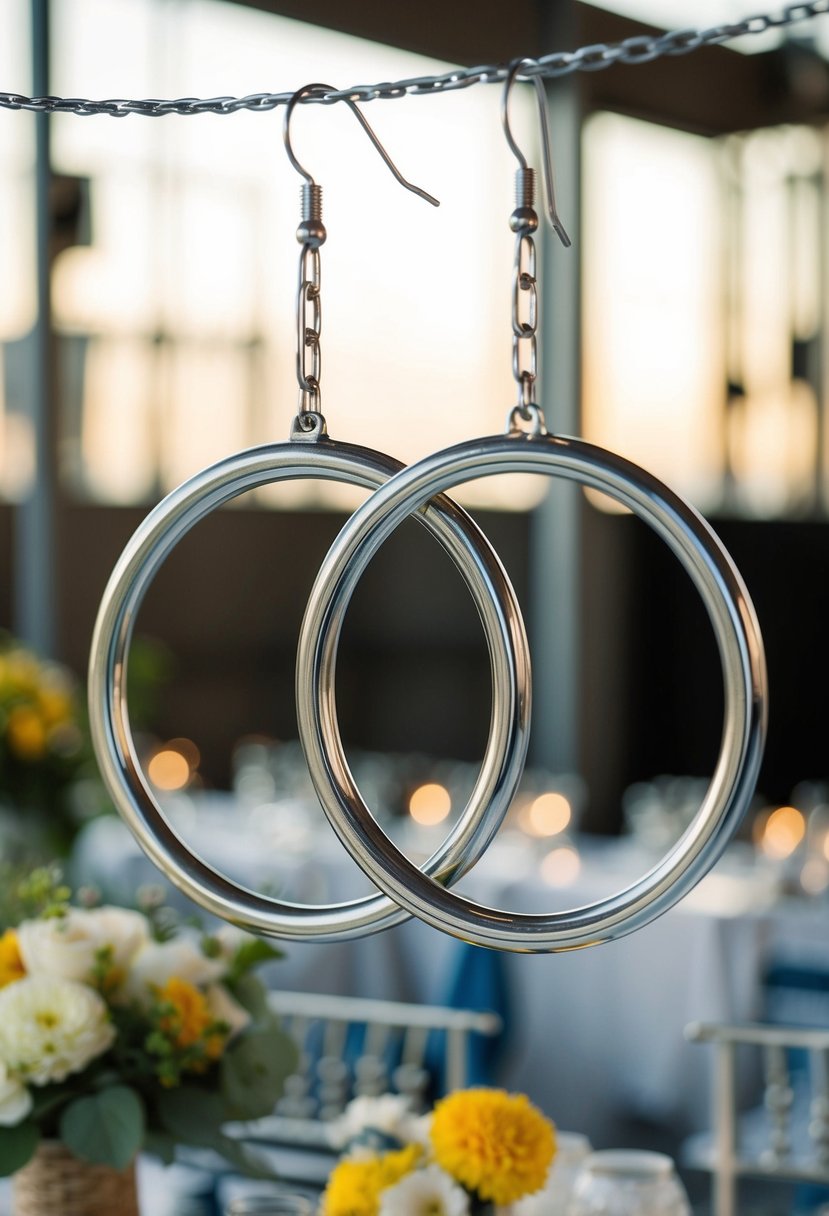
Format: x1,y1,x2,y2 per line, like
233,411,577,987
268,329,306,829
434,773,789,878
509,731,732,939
88,433,531,940
297,429,767,952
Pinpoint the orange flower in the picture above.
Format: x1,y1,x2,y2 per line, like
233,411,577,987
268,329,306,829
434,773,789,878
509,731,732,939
0,931,25,988
157,976,225,1060
6,706,47,761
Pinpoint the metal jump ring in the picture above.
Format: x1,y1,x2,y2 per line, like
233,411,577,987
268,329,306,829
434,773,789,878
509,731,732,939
297,431,767,953
88,435,531,941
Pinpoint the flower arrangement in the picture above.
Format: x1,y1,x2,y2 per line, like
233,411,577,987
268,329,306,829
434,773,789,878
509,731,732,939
0,636,90,856
323,1089,556,1216
0,867,296,1178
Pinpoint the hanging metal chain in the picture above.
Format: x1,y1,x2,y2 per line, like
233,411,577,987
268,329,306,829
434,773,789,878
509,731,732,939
0,1,825,118
508,169,546,437
513,225,538,413
295,184,325,427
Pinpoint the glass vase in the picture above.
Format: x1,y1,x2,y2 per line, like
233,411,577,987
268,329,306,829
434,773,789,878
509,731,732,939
569,1150,691,1216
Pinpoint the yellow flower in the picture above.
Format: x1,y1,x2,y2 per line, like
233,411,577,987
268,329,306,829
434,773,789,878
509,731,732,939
0,931,25,988
6,706,47,761
157,976,226,1060
3,651,40,696
430,1088,556,1205
323,1144,421,1216
37,686,74,728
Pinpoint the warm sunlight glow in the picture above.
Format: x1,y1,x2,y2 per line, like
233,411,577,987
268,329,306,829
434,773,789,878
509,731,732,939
759,805,806,860
583,113,723,510
409,783,452,826
51,0,544,509
522,791,572,837
801,858,829,895
147,748,191,792
540,846,581,887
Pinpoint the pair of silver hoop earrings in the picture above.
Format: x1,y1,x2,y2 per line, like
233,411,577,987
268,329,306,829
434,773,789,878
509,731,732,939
88,65,767,955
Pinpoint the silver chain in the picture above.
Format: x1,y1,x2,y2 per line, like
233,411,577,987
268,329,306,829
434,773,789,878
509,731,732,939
513,230,538,415
297,243,322,416
507,168,546,437
1,1,825,118
294,183,326,426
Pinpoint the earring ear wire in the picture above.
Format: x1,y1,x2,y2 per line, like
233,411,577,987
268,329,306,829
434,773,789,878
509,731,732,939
502,59,571,247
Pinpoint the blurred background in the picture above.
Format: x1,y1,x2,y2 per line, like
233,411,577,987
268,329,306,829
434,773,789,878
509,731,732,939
4,1,829,1203
3,0,829,838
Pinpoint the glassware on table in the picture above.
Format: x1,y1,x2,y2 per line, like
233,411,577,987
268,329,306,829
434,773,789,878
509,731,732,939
225,1193,314,1216
569,1150,691,1215
512,1131,592,1215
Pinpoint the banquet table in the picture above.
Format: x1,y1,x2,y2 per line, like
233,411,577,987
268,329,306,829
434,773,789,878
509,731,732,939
68,797,805,1147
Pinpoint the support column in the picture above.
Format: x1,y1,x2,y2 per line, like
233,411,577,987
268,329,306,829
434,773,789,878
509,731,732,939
15,0,56,655
528,1,583,775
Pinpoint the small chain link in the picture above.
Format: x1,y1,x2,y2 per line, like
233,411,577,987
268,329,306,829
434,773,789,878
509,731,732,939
1,0,825,118
297,244,322,417
512,233,538,414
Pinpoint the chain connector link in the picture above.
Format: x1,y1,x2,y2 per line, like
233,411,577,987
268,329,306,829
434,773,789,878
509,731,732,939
290,410,328,442
506,402,547,436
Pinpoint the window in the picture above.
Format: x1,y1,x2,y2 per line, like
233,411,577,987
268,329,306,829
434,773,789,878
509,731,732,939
49,0,543,510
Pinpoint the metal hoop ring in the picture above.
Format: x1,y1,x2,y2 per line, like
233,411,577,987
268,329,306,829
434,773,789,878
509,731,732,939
297,432,767,952
88,436,531,941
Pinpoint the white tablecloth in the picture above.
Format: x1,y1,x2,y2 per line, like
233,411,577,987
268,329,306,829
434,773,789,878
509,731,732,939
71,805,791,1145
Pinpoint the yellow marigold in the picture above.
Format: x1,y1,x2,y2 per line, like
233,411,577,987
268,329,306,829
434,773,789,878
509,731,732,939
430,1088,556,1205
323,1144,421,1216
0,931,25,988
157,976,225,1058
6,706,47,761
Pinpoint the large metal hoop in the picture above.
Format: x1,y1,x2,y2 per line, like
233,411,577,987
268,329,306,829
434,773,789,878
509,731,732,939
88,435,531,941
297,431,768,953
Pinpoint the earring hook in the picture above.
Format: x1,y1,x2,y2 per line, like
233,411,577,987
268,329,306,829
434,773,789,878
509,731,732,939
283,83,439,207
502,60,570,247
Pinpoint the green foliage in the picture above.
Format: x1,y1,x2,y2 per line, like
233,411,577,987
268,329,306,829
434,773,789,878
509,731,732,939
59,1086,145,1169
0,862,70,932
0,1121,40,1176
156,1087,273,1178
226,938,284,982
227,973,271,1022
220,1025,298,1121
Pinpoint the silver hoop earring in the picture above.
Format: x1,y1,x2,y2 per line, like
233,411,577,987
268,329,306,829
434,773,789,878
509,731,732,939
89,86,532,941
294,62,767,952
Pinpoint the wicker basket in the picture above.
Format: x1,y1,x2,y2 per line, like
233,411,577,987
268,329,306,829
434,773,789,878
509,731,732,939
13,1141,140,1216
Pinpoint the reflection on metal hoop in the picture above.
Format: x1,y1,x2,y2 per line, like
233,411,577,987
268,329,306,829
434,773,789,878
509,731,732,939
297,430,767,953
88,433,530,941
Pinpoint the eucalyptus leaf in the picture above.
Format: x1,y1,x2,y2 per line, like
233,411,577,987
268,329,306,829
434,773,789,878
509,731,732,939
59,1086,144,1169
157,1088,274,1178
228,939,284,981
227,974,270,1022
157,1088,226,1146
220,1028,297,1120
0,1121,39,1176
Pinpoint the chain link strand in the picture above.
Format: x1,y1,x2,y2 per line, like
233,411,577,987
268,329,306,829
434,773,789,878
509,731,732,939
1,1,826,118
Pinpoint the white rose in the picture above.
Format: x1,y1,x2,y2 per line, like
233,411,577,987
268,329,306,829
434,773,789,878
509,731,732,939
126,935,226,999
328,1094,416,1150
0,975,115,1085
0,1060,32,1126
205,984,251,1040
17,907,150,986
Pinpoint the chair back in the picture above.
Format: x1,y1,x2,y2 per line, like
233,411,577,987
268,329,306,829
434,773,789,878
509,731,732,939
685,1021,829,1216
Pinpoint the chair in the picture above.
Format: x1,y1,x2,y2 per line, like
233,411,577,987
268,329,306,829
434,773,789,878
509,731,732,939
234,989,502,1177
684,1021,829,1216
